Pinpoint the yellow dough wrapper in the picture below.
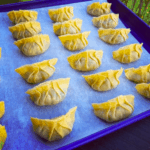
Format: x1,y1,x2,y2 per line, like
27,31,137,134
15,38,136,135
92,95,134,122
0,101,5,118
26,78,70,106
98,28,131,44
67,49,103,71
125,64,150,83
113,43,143,63
92,13,119,28
0,125,7,149
53,19,82,36
31,106,77,141
7,10,38,24
87,2,111,16
135,83,150,98
59,31,90,51
15,58,57,84
48,6,74,22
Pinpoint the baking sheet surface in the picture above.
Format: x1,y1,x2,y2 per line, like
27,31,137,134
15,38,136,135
0,0,150,149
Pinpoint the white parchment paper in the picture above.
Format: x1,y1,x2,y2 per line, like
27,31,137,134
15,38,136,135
0,0,150,149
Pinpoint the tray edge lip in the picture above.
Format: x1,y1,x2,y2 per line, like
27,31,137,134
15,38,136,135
0,0,91,12
115,0,150,28
107,0,150,53
58,109,150,150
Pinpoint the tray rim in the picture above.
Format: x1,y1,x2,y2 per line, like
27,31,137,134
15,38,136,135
0,0,91,12
0,0,150,149
59,109,150,150
107,0,150,54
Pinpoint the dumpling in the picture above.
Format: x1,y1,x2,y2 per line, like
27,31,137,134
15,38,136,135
15,58,57,84
14,34,50,56
48,6,74,22
31,106,77,141
92,13,119,28
53,19,82,36
98,28,131,44
9,21,41,40
26,78,70,106
135,83,150,98
59,31,90,51
92,95,134,122
67,49,103,71
125,64,150,83
0,125,7,149
82,68,123,91
113,43,143,63
7,10,38,24
0,101,5,118
87,2,111,16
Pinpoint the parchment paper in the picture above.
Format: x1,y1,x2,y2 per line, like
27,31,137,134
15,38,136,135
0,0,150,149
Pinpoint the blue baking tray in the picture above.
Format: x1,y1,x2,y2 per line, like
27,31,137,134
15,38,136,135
0,0,150,150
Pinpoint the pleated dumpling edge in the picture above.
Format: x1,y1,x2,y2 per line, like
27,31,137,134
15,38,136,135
67,49,103,71
14,34,50,56
82,67,123,91
53,18,82,36
9,21,41,40
87,2,112,16
48,6,74,22
30,106,77,142
98,28,131,44
125,64,150,83
113,43,143,63
92,13,119,29
58,31,91,51
7,10,38,24
135,83,150,98
92,95,134,122
15,58,58,84
26,78,70,106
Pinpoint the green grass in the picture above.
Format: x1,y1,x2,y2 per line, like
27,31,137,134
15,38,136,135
121,0,150,26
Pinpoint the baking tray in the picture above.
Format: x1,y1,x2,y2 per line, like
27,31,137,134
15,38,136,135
0,0,150,150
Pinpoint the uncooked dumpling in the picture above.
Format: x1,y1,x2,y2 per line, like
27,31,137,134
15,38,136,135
92,13,119,28
92,95,134,122
59,31,90,51
15,58,57,84
82,68,123,91
67,49,103,71
26,78,70,106
113,43,143,63
7,10,38,24
14,34,50,56
53,19,82,36
87,2,111,16
9,21,41,40
98,28,131,44
31,106,77,141
135,83,150,98
0,125,7,149
0,101,5,118
125,64,150,83
48,6,74,22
